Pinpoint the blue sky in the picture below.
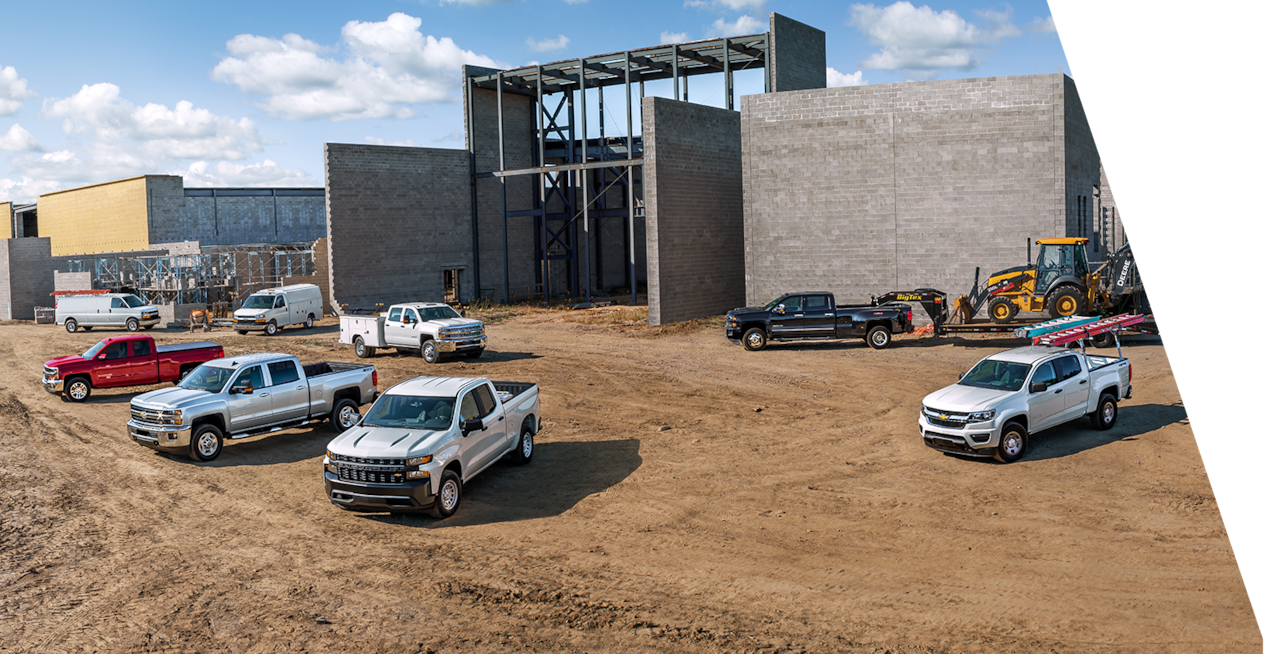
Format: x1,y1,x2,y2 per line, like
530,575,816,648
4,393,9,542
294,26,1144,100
0,0,1066,202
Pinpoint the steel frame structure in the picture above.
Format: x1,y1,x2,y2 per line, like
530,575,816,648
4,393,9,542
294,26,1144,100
466,33,770,303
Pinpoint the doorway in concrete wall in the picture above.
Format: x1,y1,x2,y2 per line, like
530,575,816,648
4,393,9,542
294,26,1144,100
443,269,462,304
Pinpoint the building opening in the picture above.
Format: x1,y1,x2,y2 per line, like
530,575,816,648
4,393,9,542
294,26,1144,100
443,269,462,305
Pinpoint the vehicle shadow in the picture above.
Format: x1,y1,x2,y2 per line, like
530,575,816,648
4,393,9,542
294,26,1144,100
172,425,335,467
71,392,143,404
361,438,643,528
1021,402,1188,462
372,350,542,363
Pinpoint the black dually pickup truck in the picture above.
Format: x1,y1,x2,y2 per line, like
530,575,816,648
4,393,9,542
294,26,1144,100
726,292,914,351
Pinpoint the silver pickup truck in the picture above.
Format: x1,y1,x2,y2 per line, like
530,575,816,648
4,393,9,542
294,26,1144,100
919,345,1131,463
128,353,377,461
324,376,539,518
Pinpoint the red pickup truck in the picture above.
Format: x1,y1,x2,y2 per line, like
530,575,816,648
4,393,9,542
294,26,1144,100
42,335,225,402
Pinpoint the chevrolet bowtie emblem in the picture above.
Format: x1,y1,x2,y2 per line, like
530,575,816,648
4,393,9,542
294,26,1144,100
938,414,949,420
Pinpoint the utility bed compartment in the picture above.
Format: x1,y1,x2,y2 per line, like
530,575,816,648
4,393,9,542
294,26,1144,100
339,315,387,348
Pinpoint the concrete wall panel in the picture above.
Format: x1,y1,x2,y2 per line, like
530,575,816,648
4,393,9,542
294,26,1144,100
643,97,745,326
0,202,12,240
38,176,156,256
769,13,827,93
0,238,54,320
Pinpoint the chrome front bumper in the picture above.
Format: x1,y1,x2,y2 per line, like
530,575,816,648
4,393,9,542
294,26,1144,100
435,336,486,353
128,419,192,449
41,376,63,394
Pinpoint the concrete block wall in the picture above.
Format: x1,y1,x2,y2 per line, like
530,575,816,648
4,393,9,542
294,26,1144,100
0,202,12,239
769,13,827,93
170,192,326,246
1062,76,1104,259
0,238,55,320
643,97,745,325
324,143,473,311
54,271,92,292
743,74,1085,308
1097,164,1127,256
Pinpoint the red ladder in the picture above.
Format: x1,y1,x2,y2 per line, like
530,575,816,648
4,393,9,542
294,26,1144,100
1033,314,1146,347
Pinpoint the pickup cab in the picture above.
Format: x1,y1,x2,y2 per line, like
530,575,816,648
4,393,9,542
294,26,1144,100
324,376,540,518
339,302,486,364
127,353,377,461
919,345,1132,463
42,335,225,402
726,291,914,351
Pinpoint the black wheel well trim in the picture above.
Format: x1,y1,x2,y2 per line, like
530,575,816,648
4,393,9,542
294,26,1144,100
865,320,893,333
191,414,226,433
331,387,361,405
1100,386,1119,402
66,373,92,388
739,322,767,335
444,460,462,479
1002,415,1028,432
522,414,537,434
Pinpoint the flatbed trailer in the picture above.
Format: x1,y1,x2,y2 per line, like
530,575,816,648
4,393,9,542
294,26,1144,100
871,290,1158,344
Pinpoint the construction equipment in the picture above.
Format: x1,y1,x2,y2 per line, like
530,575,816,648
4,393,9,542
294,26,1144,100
957,237,1095,323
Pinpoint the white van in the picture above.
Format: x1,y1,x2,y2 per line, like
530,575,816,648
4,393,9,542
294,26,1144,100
56,293,161,333
232,284,323,335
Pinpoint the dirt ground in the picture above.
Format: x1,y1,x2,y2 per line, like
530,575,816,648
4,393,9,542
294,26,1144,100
0,309,1260,653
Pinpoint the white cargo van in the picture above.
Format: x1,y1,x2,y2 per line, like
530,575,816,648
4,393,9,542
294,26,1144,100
233,284,323,335
56,293,161,333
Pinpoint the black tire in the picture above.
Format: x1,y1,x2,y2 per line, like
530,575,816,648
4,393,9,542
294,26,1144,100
1092,393,1118,431
994,421,1028,463
510,423,534,465
465,348,484,359
264,321,278,336
866,325,892,350
189,424,224,461
989,298,1018,324
429,469,462,519
126,317,140,332
81,325,93,331
742,327,767,352
329,398,360,433
421,340,440,364
304,314,315,329
353,337,375,359
65,376,92,403
1090,331,1115,349
65,319,79,333
1048,286,1087,319
236,330,248,335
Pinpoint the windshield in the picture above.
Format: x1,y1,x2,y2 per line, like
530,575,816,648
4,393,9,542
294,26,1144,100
362,395,456,430
959,359,1033,392
418,306,461,321
178,365,235,393
241,295,275,310
121,295,145,308
763,295,789,310
82,340,108,359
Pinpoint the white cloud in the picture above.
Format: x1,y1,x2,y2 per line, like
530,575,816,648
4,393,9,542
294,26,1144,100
848,1,1022,73
0,124,43,152
365,136,421,147
526,35,570,52
42,83,263,160
0,66,38,116
180,160,314,187
660,31,691,44
0,176,62,203
1027,15,1057,33
686,0,764,10
707,15,764,38
826,68,867,87
212,13,503,121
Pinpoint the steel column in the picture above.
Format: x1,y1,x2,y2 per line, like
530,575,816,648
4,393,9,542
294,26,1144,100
625,52,637,304
672,44,679,100
578,58,591,302
465,76,481,301
498,71,510,303
536,65,549,301
723,38,733,111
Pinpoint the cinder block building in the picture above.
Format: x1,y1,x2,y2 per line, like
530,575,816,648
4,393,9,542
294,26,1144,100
741,74,1127,307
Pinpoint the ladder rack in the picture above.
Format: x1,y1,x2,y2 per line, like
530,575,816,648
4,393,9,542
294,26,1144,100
1012,315,1100,339
1033,314,1146,347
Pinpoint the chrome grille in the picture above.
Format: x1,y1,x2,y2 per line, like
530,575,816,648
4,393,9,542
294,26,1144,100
331,454,406,466
130,404,176,427
923,407,967,429
336,466,407,485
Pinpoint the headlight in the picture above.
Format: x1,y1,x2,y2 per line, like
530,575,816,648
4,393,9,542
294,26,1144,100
327,450,335,460
407,455,432,466
406,470,429,480
967,410,996,423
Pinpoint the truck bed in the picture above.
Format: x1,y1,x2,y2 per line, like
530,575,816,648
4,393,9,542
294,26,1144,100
1084,353,1126,371
304,361,371,378
493,381,537,405
155,341,219,354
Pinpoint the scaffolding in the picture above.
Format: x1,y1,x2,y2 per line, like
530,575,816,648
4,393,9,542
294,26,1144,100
466,32,770,304
65,243,317,307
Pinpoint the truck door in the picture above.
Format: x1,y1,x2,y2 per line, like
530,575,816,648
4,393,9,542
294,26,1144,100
460,382,507,475
1027,361,1064,430
226,365,271,432
385,308,420,348
93,340,132,387
272,296,288,326
265,359,308,422
769,295,809,339
1054,355,1090,418
108,297,127,326
802,294,838,338
126,338,156,385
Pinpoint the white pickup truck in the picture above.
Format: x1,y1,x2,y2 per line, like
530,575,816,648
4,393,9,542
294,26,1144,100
323,376,539,518
919,345,1131,463
339,302,486,364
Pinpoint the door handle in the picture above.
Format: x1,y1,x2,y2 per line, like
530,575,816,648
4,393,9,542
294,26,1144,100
259,393,270,397
1054,389,1062,394
1079,380,1087,384
498,416,504,421
296,386,305,390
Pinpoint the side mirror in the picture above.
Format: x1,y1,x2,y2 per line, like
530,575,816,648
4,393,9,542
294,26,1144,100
958,372,965,380
230,385,253,395
97,353,107,360
1029,381,1049,393
460,418,484,435
773,305,785,315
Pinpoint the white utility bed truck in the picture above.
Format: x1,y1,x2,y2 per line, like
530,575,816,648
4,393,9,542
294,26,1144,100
918,315,1136,463
323,376,539,518
339,302,486,363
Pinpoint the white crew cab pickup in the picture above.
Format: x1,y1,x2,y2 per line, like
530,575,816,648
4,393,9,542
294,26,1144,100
919,346,1132,463
323,376,539,518
339,303,486,364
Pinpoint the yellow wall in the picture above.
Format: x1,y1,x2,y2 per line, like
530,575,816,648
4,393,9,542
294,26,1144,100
0,202,12,239
38,176,151,256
